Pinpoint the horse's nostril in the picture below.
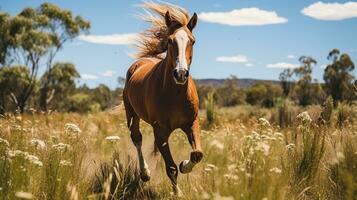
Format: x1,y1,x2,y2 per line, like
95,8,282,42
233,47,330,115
173,70,178,79
185,70,189,78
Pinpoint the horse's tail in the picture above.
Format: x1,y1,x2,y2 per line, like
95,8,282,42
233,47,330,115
123,68,135,129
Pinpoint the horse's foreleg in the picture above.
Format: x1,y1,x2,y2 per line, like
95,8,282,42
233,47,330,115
130,117,150,182
154,127,182,196
180,119,203,174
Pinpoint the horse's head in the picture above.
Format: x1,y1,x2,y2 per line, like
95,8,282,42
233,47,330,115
165,11,197,85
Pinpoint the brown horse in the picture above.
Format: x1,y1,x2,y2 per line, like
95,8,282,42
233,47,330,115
123,1,203,195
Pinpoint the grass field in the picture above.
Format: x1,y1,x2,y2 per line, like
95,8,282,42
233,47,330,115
1,104,357,200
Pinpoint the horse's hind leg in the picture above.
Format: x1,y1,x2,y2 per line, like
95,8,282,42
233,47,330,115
129,115,151,181
180,118,203,174
153,125,182,196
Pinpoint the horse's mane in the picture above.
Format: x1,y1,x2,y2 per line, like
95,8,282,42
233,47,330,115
134,1,190,59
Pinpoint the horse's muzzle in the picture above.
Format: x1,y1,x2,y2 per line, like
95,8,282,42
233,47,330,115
173,69,189,85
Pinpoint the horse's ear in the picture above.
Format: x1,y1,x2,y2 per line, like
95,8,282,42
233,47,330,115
187,13,198,31
165,11,172,27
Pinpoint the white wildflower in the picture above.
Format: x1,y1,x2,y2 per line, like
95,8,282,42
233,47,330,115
269,167,282,174
65,123,81,135
0,138,9,147
26,155,43,167
210,139,224,150
336,152,345,160
286,143,295,150
52,143,70,151
297,111,312,124
29,139,46,150
213,192,234,200
256,142,270,155
105,136,121,142
60,160,72,167
259,118,271,127
15,191,33,199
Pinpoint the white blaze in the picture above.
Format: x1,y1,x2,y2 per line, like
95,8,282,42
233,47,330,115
175,29,189,70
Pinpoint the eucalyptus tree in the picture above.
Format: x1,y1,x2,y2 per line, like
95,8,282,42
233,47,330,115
323,48,355,103
0,3,90,112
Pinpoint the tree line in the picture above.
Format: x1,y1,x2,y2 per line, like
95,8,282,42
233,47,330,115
198,49,356,108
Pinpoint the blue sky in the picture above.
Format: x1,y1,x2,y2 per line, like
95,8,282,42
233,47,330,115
1,0,357,88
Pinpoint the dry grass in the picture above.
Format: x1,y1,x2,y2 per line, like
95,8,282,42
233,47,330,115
1,105,357,199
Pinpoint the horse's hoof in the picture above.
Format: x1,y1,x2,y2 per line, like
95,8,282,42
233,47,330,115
140,169,151,182
190,150,203,163
179,160,192,174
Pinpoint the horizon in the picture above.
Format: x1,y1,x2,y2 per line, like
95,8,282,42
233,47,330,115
1,0,357,89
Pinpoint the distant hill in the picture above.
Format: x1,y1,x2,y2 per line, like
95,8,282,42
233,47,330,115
194,78,280,88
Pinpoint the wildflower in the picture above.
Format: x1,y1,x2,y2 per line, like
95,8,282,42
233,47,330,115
269,167,282,174
15,191,33,199
286,143,295,150
336,152,345,160
7,150,42,167
105,136,121,142
52,143,70,152
212,192,234,200
297,111,312,124
224,173,239,181
0,138,9,147
29,139,46,150
210,139,224,150
205,163,217,172
65,123,81,135
259,118,271,127
60,160,72,167
256,142,270,155
26,155,43,167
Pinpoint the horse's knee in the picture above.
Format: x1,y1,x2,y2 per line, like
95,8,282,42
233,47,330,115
190,150,203,163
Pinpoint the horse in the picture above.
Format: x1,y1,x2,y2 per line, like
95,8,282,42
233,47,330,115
123,1,203,195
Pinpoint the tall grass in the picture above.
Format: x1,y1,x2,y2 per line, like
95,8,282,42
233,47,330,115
1,105,357,199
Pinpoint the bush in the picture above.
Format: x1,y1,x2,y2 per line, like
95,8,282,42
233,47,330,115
205,91,217,126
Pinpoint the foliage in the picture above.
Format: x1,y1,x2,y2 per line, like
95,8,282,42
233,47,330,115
204,91,216,126
324,49,355,103
0,3,90,112
245,82,283,107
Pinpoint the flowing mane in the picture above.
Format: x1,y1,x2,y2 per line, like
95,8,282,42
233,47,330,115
135,1,190,58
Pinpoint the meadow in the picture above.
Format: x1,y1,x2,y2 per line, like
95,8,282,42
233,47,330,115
1,101,357,200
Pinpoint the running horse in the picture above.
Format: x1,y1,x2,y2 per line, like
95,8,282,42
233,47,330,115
123,1,203,195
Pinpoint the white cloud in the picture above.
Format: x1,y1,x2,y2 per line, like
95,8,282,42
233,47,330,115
216,55,249,63
287,54,295,59
199,8,288,26
266,62,299,69
78,33,138,45
245,63,254,67
101,70,115,77
302,1,357,20
81,74,98,80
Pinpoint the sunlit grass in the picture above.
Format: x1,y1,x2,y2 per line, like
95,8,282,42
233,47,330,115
1,105,357,199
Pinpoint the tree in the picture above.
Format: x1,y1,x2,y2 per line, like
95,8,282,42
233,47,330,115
40,62,80,111
0,66,38,113
38,3,90,111
0,3,90,113
279,68,293,96
323,48,355,103
290,56,318,106
245,82,282,107
216,75,246,107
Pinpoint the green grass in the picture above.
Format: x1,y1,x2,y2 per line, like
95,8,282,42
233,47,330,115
1,105,357,199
